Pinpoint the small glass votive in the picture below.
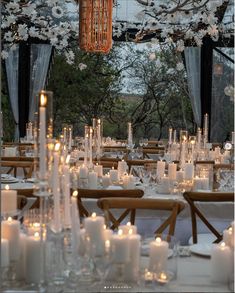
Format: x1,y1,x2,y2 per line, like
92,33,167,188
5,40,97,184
140,268,156,289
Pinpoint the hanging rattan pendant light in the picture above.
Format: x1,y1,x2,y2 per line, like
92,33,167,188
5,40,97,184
79,0,113,53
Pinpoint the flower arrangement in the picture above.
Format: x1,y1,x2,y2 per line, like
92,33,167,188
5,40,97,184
1,0,79,64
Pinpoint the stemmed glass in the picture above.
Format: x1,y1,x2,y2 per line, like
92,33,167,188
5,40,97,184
139,168,151,197
143,138,148,147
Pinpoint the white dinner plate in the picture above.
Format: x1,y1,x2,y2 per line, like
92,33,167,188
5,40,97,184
1,178,19,183
189,243,212,257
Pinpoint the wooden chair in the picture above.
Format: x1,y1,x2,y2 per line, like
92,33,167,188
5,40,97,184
16,189,39,208
1,160,34,178
97,198,185,236
143,147,165,159
213,164,234,190
76,188,144,218
183,191,234,244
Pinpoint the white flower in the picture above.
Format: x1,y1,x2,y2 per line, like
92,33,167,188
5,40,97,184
155,59,162,68
6,2,20,13
207,24,218,37
18,24,28,41
29,27,39,38
47,0,59,7
149,53,156,61
78,63,87,71
166,68,175,75
22,3,36,16
194,36,203,47
176,40,185,52
1,50,9,59
4,31,14,42
65,50,75,65
176,62,184,71
52,6,63,18
1,15,17,28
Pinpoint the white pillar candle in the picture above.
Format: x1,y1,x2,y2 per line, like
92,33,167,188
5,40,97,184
168,128,172,145
232,132,235,144
176,170,184,183
109,167,119,183
157,161,165,178
1,185,17,214
94,163,103,177
119,222,137,235
52,143,61,233
193,176,202,191
180,141,186,167
16,233,27,280
168,163,177,180
197,127,202,146
201,177,210,190
102,174,111,188
111,230,130,263
160,175,170,193
83,213,105,255
79,164,88,179
84,133,89,166
63,161,71,229
184,163,194,180
118,160,128,179
88,171,98,189
25,232,44,284
89,127,93,167
211,242,232,283
97,119,101,156
173,130,177,143
39,92,47,179
1,239,9,267
124,230,141,281
1,217,20,261
68,126,72,151
103,226,113,241
122,173,130,189
149,237,169,272
71,191,81,258
223,228,233,248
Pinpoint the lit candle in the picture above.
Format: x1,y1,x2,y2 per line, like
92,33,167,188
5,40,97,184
124,229,141,281
39,91,47,179
111,229,130,264
109,167,119,183
223,227,234,248
156,272,169,284
118,160,128,179
197,127,202,147
1,184,17,214
102,173,111,188
94,163,103,177
79,164,88,179
71,191,81,258
119,222,137,235
84,131,89,166
173,130,177,143
89,127,93,167
83,213,105,256
211,242,232,283
176,169,184,183
68,126,72,151
168,128,172,145
184,163,194,180
1,217,20,261
149,237,169,272
168,163,177,181
25,232,44,284
203,113,209,145
1,239,9,268
97,119,101,156
157,161,166,178
52,142,61,233
63,155,71,228
88,171,98,189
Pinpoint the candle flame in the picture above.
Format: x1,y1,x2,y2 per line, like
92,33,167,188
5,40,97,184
34,232,40,238
91,212,96,218
72,190,78,197
5,184,9,190
228,227,233,232
66,155,70,164
155,237,161,243
40,92,47,107
118,229,123,236
104,224,106,230
127,222,131,226
7,217,12,222
54,143,60,152
221,242,226,247
105,240,110,248
160,272,167,280
33,222,40,228
129,229,133,235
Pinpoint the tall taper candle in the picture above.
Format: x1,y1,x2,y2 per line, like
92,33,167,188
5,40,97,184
39,91,47,179
63,155,71,228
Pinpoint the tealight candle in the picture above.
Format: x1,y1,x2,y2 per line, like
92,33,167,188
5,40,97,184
156,272,169,284
1,185,17,214
1,217,20,261
1,238,9,267
211,242,232,283
149,237,169,272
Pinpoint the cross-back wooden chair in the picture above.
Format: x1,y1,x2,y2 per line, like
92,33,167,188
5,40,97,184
183,191,234,244
97,198,185,236
1,160,34,178
213,163,234,190
76,188,144,218
143,147,165,159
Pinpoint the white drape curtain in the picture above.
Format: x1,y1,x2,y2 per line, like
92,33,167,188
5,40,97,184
184,47,201,126
5,45,20,140
28,44,52,121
